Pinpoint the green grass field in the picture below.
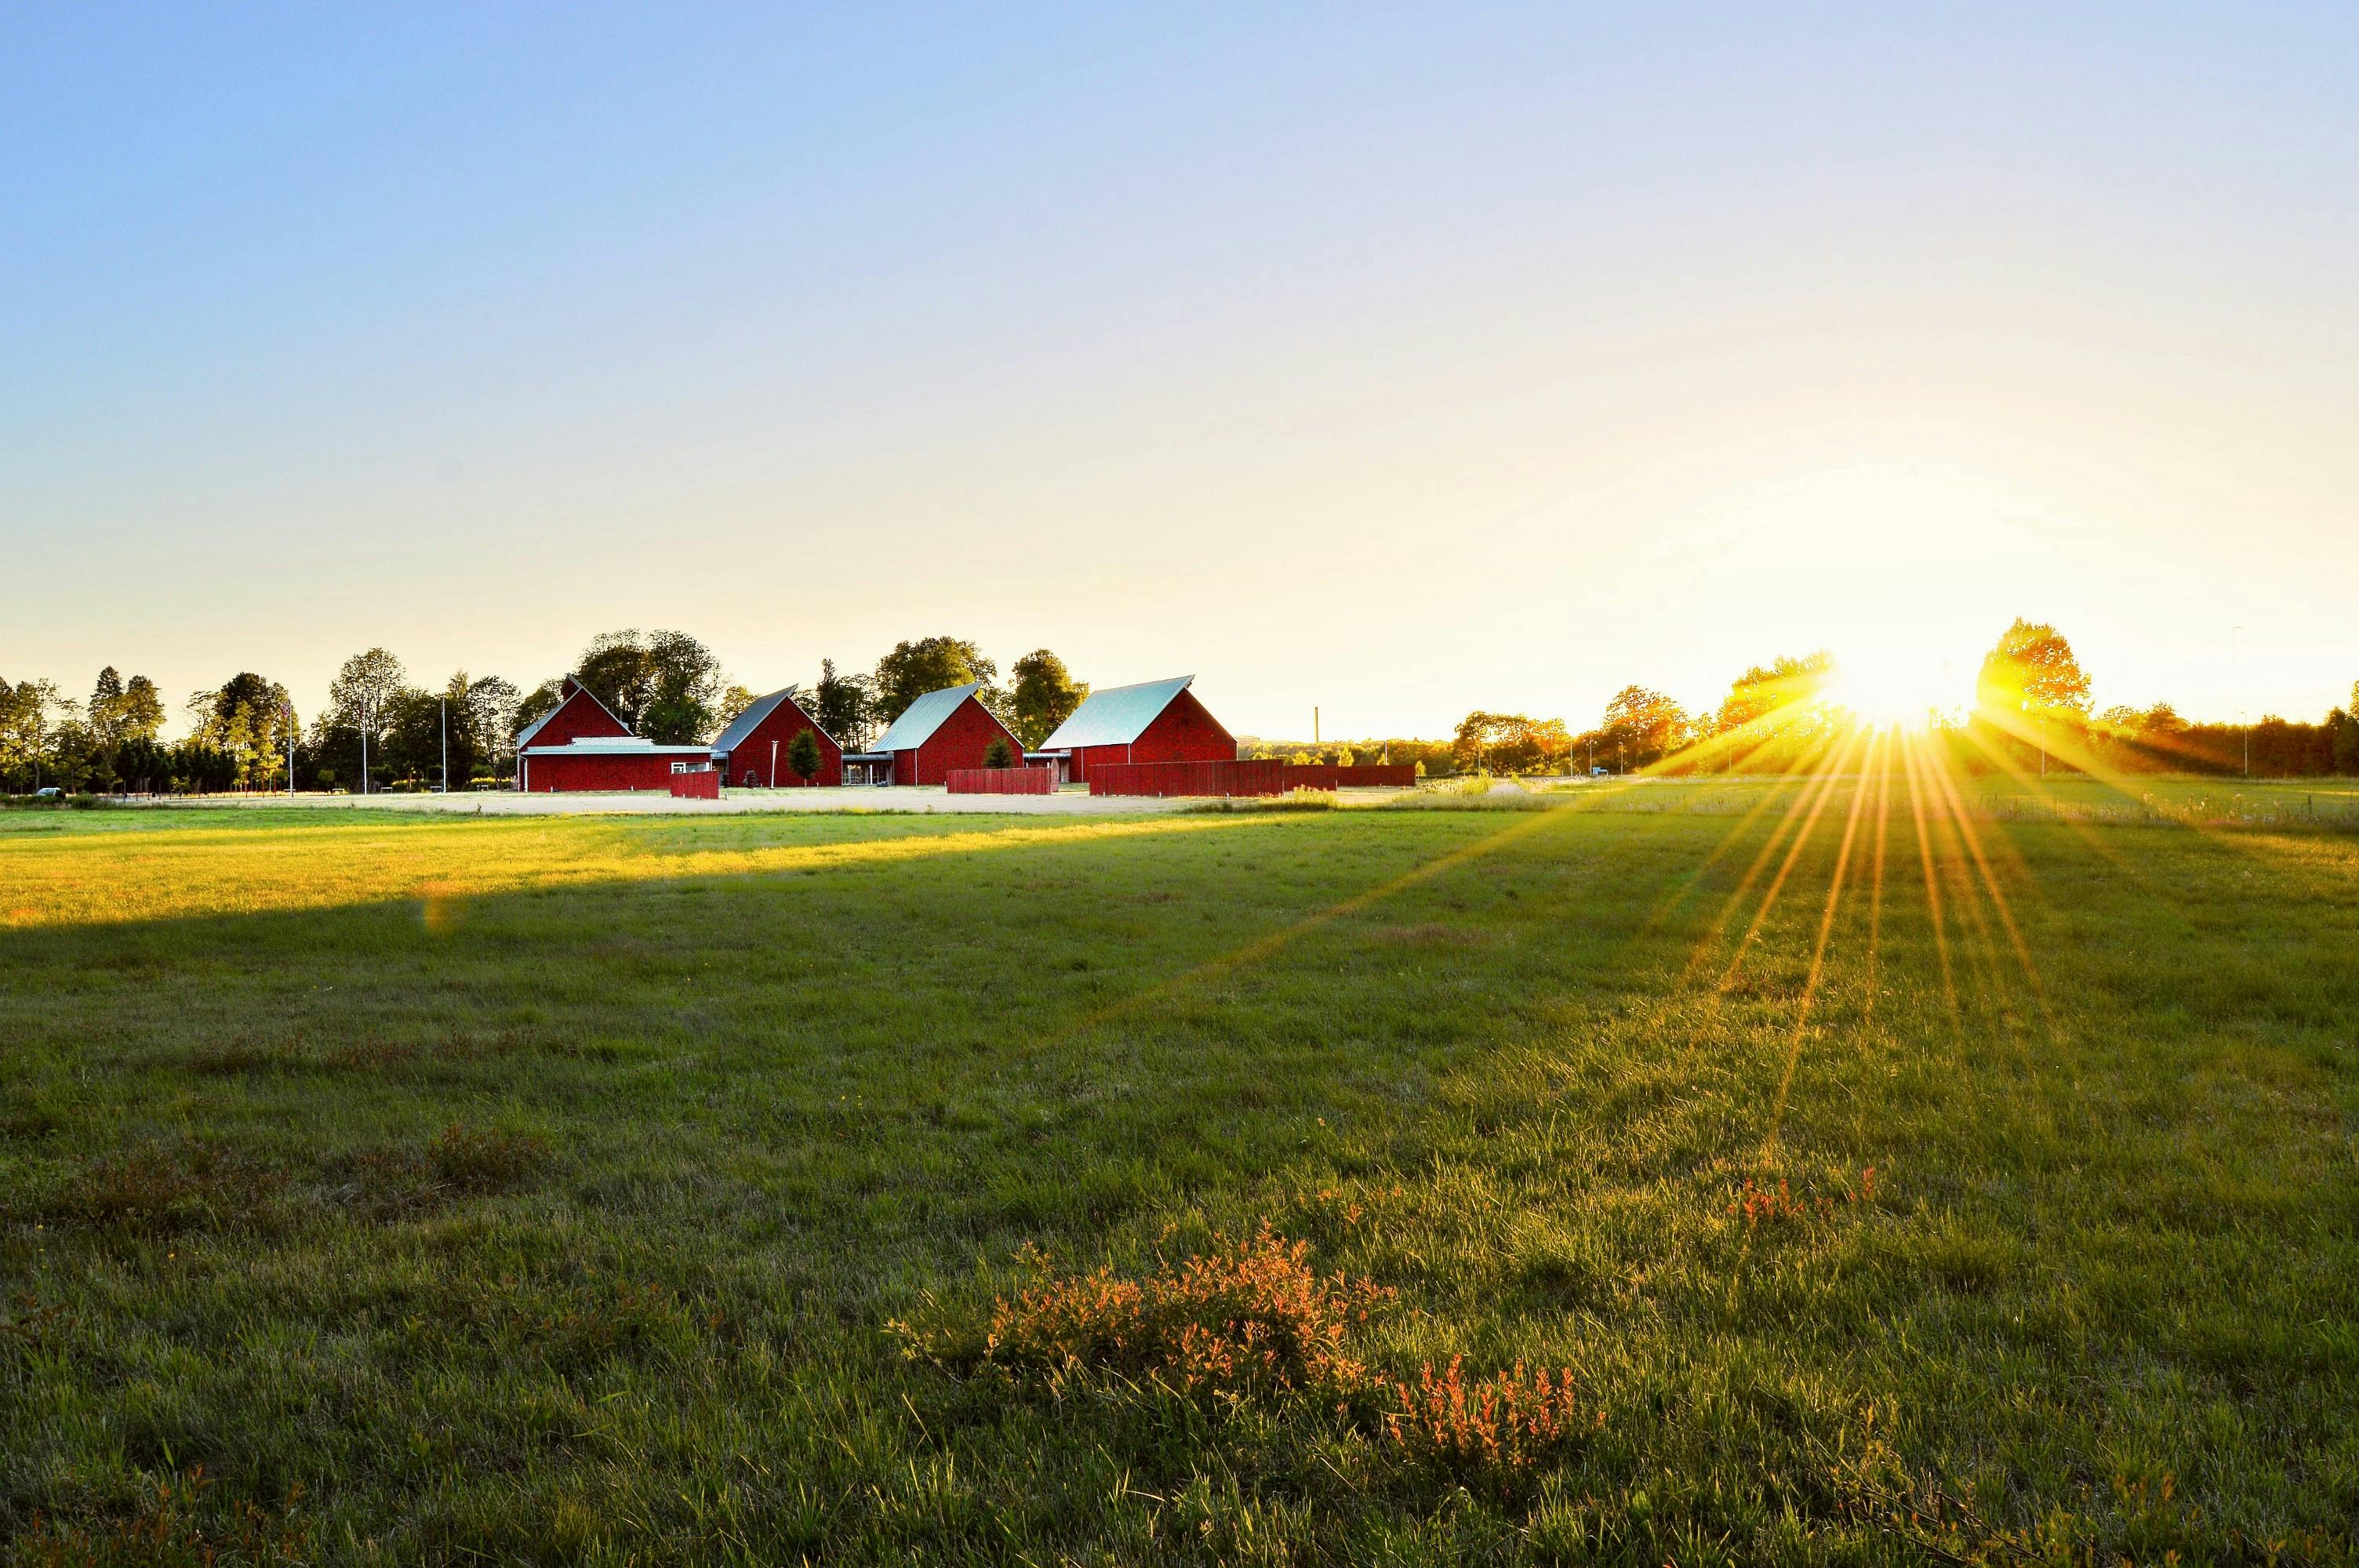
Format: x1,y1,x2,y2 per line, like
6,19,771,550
3,784,2355,1564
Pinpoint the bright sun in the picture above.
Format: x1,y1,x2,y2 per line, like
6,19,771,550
1827,654,1961,731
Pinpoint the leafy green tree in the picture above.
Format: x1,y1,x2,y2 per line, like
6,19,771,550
981,735,1015,769
812,659,875,750
785,727,823,786
574,629,727,742
463,675,521,780
874,637,996,726
88,668,125,746
329,650,405,793
1007,650,1086,750
117,676,165,741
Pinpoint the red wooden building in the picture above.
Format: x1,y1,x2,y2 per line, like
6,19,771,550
848,681,1025,786
1035,675,1236,784
515,676,709,792
710,688,842,787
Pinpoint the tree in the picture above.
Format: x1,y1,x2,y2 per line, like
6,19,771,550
874,637,996,726
812,659,876,750
1716,652,1835,735
785,727,823,786
573,629,727,743
88,668,125,746
117,676,165,742
1598,686,1691,771
186,672,296,791
1007,649,1086,750
982,735,1015,769
329,649,406,794
1450,712,1572,775
717,685,758,729
1976,619,2091,720
463,675,521,781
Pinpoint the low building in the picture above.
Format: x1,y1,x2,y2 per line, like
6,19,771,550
711,688,842,787
847,681,1024,786
1034,675,1235,784
518,735,714,792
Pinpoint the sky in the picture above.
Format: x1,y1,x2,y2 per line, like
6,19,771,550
5,3,2355,739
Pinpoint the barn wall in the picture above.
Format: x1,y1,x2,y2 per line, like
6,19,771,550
525,752,699,792
723,697,844,787
904,697,1025,786
533,689,631,749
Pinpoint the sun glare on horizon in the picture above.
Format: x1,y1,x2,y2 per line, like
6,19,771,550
1827,652,1963,731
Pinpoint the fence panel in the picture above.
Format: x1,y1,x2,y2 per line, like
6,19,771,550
668,770,720,800
946,767,1056,795
1092,760,1303,797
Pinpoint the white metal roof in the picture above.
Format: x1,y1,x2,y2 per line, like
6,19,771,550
1038,676,1194,750
871,682,983,753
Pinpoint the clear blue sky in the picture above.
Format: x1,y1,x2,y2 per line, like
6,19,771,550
5,4,2354,736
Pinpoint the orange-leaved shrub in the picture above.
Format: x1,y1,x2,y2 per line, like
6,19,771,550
1384,1356,1596,1482
894,1224,1597,1486
973,1222,1392,1400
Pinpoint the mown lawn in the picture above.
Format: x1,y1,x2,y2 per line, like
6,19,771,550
2,791,2354,1565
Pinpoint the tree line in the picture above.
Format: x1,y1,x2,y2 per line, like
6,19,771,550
7,619,2353,794
1,633,1093,794
1428,622,2359,779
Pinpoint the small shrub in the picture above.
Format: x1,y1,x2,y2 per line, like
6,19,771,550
943,1224,1391,1400
894,1225,1598,1496
1728,1167,1877,1230
1384,1356,1595,1486
982,736,1015,770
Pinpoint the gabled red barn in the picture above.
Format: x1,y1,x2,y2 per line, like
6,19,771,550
711,688,842,787
850,681,1023,786
515,675,708,793
1037,675,1235,784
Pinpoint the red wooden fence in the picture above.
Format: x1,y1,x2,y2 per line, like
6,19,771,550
1087,760,1290,797
1090,760,1419,797
667,769,720,800
946,767,1056,795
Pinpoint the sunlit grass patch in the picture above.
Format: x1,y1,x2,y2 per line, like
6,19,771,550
0,796,2353,1562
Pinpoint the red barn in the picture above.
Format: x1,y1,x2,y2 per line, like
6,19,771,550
518,735,714,792
515,676,709,792
1037,675,1235,784
849,681,1024,786
514,674,630,769
710,688,842,787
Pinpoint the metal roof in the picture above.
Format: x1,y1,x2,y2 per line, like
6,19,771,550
1038,676,1194,750
871,682,983,753
710,688,819,756
519,735,708,756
